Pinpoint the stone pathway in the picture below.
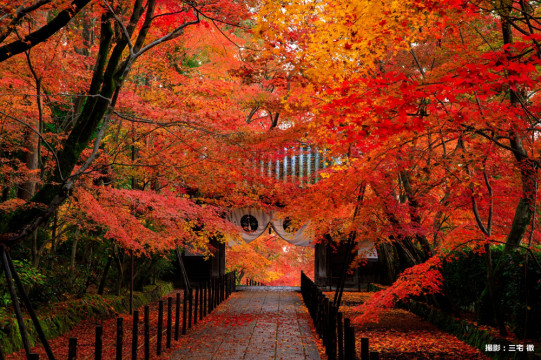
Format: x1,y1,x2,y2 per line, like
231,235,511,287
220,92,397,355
169,287,321,360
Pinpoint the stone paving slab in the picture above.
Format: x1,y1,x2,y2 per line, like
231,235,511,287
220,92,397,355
169,287,321,360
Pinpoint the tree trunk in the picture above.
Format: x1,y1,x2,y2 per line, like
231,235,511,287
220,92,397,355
50,210,58,254
70,228,80,269
237,269,245,285
503,159,537,250
113,246,124,295
498,1,537,253
98,255,113,295
399,170,432,259
17,122,39,201
0,0,201,245
31,230,39,267
376,242,399,285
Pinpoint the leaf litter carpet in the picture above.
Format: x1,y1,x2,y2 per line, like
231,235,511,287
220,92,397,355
326,292,488,360
170,287,321,360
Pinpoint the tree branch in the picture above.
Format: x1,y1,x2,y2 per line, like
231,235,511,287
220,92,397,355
0,0,92,62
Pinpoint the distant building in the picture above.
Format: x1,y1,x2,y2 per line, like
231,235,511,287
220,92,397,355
181,147,379,287
228,147,380,288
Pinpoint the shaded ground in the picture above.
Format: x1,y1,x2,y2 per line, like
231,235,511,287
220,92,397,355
6,287,324,360
170,287,321,360
325,292,488,360
6,290,186,360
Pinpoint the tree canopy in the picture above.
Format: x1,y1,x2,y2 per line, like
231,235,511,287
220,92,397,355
1,0,540,337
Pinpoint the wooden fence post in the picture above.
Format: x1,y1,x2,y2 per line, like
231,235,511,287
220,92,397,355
188,289,193,329
328,304,337,360
144,305,150,360
182,290,188,335
218,277,221,304
175,292,180,340
322,297,328,347
216,277,220,303
194,287,198,325
95,325,103,360
157,300,163,355
132,310,139,360
317,294,324,339
209,279,213,312
203,282,208,317
68,337,77,360
215,277,218,307
220,276,224,303
212,278,217,308
199,285,203,321
337,312,344,360
116,317,123,360
217,277,220,304
221,275,225,302
361,337,369,360
215,278,218,305
344,318,356,360
167,297,172,348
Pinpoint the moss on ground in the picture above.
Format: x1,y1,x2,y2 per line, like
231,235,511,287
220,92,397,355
0,281,173,354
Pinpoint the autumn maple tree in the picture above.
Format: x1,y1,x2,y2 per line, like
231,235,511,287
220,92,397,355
0,0,312,305
227,234,314,286
254,0,541,336
0,0,255,245
1,0,541,354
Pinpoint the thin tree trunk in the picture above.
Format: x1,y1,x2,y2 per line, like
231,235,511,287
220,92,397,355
113,246,124,295
98,255,113,295
50,210,58,254
376,242,399,285
399,170,432,259
66,228,81,289
19,53,41,202
499,2,538,254
31,230,39,267
17,121,39,201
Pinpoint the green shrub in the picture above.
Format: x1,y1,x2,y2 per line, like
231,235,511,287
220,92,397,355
0,260,46,306
441,246,541,340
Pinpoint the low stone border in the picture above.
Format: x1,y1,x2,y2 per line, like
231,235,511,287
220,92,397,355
0,281,174,354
